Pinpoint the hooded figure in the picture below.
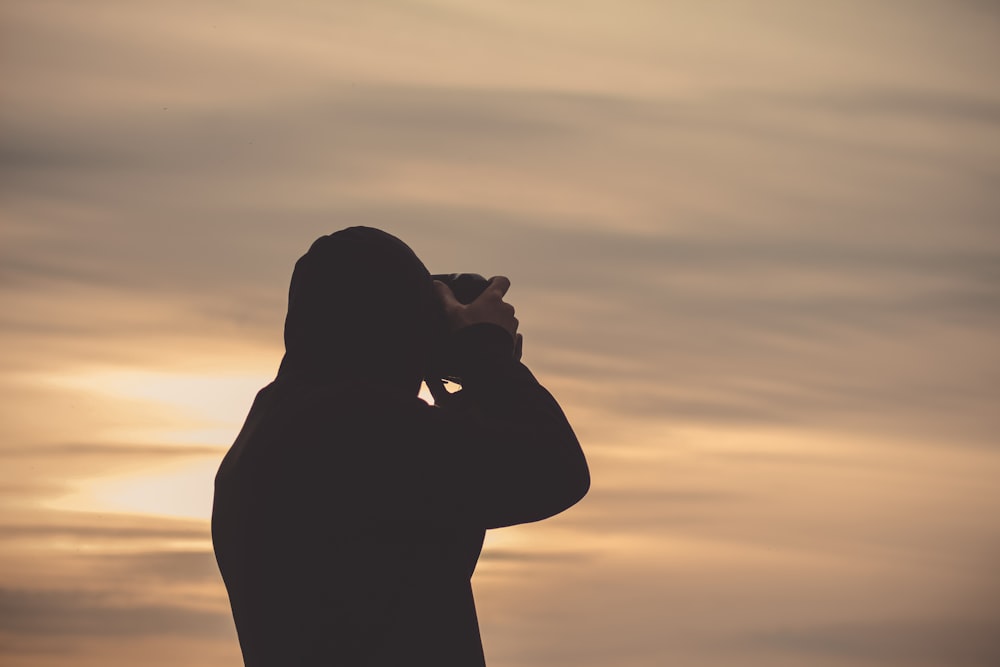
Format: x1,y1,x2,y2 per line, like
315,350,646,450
212,227,589,666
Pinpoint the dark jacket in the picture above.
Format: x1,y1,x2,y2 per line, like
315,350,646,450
212,228,589,666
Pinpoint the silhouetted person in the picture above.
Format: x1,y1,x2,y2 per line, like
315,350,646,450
212,227,589,666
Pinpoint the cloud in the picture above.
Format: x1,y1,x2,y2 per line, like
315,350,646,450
0,443,221,459
0,587,230,638
0,509,210,544
756,88,1000,125
87,551,221,584
0,522,207,542
479,548,589,564
745,615,1000,666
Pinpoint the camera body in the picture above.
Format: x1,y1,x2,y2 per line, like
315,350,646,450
431,272,491,306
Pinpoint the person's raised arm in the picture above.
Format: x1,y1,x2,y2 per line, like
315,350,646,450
430,277,589,528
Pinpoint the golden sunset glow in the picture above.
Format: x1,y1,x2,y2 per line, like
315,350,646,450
2,1,999,665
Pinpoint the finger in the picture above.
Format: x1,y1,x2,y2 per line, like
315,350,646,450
514,333,523,361
483,275,511,299
432,280,462,310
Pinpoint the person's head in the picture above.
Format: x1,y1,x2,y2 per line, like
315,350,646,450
278,227,442,394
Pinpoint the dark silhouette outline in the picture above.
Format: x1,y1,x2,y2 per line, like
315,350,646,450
212,227,589,666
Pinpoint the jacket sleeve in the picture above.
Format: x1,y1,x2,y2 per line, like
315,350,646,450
423,323,590,529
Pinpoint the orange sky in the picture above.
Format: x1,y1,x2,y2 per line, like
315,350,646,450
1,1,999,665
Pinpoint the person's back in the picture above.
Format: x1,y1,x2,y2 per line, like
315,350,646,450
212,227,589,665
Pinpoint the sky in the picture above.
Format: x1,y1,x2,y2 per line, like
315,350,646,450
1,1,999,665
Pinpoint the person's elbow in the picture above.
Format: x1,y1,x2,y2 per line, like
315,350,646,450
501,456,590,527
558,455,590,511
538,439,590,518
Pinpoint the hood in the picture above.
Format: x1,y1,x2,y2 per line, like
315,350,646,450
277,227,441,394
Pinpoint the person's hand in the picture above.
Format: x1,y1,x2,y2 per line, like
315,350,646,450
434,276,520,341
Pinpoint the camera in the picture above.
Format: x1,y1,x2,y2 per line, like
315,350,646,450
424,273,491,405
430,273,491,305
